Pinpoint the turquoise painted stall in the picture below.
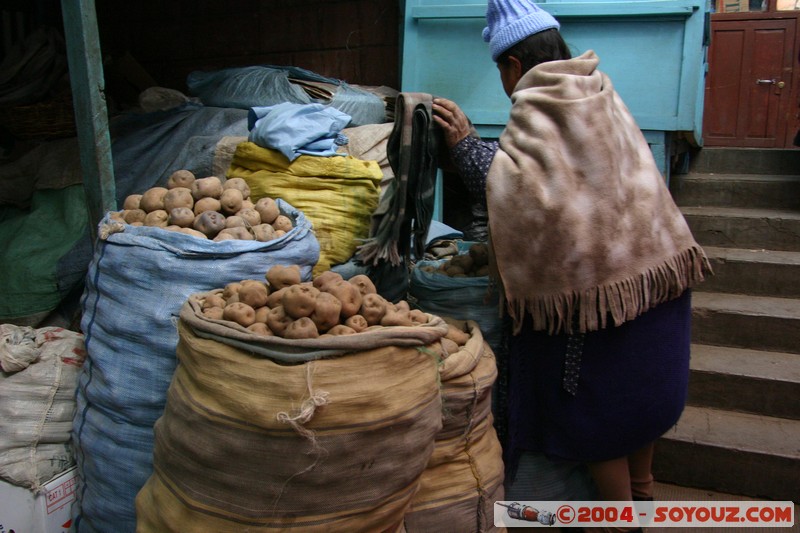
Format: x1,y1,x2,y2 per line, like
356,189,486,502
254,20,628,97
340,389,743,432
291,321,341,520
401,0,711,218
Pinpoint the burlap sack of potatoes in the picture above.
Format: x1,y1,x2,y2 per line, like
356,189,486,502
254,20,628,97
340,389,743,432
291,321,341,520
135,305,449,533
404,319,505,533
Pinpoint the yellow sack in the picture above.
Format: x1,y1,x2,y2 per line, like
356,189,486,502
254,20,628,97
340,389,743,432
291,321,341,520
228,142,383,275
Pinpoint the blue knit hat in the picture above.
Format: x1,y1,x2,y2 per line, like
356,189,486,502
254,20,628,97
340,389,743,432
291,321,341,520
483,0,560,61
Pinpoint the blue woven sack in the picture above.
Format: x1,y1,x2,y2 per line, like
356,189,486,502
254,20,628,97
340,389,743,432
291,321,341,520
72,199,319,533
409,242,502,354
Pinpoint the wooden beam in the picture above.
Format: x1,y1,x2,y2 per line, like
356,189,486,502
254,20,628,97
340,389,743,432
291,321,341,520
60,0,115,241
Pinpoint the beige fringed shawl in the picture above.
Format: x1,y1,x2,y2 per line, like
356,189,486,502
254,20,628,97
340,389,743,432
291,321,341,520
487,50,711,335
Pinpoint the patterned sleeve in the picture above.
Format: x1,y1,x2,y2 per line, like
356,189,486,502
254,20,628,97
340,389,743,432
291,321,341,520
450,135,499,206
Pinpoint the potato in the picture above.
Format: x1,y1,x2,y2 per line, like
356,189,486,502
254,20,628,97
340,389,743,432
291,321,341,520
123,209,147,224
282,284,320,319
169,207,195,227
475,265,490,277
238,282,269,308
237,208,261,227
310,292,342,332
193,197,222,216
266,286,288,308
191,176,223,200
360,293,389,326
348,274,377,296
313,271,344,292
109,211,126,223
202,307,224,320
409,309,429,325
272,214,293,233
266,265,301,290
123,194,142,210
274,230,286,238
193,210,226,238
381,310,414,327
144,210,169,227
284,317,319,339
224,216,245,229
163,187,194,212
223,177,250,199
344,314,368,332
241,199,255,211
254,197,280,224
214,227,253,241
266,305,293,336
203,293,227,310
325,279,362,319
178,228,208,239
449,254,474,273
469,242,489,268
326,324,356,336
445,324,470,346
213,232,236,241
167,169,196,190
395,300,410,312
247,322,273,336
176,227,207,239
445,264,466,277
252,223,276,242
222,282,242,300
219,188,244,215
139,187,169,213
222,302,256,327
254,306,270,324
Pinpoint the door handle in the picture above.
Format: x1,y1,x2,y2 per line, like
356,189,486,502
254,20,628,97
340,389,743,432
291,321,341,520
756,79,785,89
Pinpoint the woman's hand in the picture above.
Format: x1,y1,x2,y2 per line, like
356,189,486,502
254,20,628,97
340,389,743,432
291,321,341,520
432,98,472,149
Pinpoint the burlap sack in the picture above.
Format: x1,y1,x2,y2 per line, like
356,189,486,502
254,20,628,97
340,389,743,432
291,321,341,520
404,320,506,532
136,305,449,532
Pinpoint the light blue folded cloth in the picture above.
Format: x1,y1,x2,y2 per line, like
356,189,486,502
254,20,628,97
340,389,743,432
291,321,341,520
248,102,350,161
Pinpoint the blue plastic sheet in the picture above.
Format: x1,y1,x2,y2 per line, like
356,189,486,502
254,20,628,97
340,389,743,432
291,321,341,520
187,65,387,127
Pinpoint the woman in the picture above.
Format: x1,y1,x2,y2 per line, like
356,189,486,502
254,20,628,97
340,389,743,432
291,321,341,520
432,0,712,524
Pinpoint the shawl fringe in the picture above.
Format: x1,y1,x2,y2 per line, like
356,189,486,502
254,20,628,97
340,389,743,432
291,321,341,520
507,246,712,335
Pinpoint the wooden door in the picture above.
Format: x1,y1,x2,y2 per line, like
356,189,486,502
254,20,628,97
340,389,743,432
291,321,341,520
703,17,796,147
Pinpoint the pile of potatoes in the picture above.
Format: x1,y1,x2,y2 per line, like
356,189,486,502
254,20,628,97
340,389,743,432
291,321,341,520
420,242,490,278
111,169,292,241
200,265,468,341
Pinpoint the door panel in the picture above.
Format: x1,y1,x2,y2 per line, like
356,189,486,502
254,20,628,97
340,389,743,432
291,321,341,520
704,18,796,147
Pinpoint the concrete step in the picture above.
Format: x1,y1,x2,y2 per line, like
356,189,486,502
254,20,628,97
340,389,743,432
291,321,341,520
689,147,800,175
689,343,800,420
653,406,800,502
671,173,800,210
691,291,800,354
701,246,800,299
681,206,800,252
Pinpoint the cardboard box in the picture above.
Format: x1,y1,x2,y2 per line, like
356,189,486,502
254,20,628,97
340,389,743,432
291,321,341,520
0,466,77,533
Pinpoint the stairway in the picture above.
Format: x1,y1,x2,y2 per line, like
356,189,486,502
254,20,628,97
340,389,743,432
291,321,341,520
653,147,800,502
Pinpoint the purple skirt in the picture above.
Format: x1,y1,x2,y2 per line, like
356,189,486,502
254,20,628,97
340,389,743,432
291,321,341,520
505,290,692,470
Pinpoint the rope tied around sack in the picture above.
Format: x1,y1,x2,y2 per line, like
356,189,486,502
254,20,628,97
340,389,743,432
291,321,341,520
273,363,330,507
276,363,330,440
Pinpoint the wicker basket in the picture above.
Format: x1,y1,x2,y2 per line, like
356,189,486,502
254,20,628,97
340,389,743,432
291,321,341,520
0,92,77,141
